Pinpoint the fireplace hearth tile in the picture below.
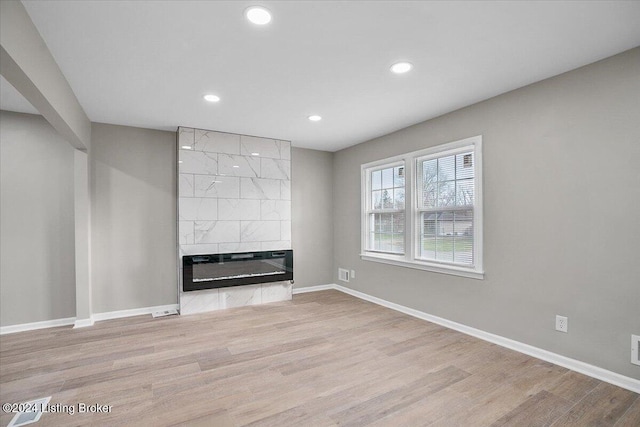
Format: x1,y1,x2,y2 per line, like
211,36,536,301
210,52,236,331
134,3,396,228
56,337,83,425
179,174,194,197
178,127,195,147
179,198,218,221
220,285,261,309
280,180,291,200
218,198,261,221
180,243,219,256
261,158,291,180
260,200,291,221
179,150,218,175
194,175,240,199
240,135,280,159
218,242,262,253
180,289,220,315
194,221,240,244
179,221,195,245
240,177,281,200
261,241,291,251
240,220,280,242
262,282,292,303
278,141,291,160
195,129,240,154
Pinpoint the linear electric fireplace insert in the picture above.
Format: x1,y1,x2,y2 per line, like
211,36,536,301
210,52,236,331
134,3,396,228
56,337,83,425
182,250,293,292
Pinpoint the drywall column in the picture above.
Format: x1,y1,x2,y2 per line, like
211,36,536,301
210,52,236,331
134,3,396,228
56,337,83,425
74,150,93,327
1,0,93,326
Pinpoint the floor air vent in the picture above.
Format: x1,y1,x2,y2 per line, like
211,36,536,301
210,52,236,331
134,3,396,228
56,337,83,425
152,309,179,318
7,396,51,427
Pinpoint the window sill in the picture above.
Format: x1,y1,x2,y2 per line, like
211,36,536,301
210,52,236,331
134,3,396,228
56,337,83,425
360,253,484,280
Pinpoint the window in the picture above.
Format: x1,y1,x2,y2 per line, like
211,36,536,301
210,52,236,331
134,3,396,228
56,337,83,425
366,163,405,254
361,136,483,279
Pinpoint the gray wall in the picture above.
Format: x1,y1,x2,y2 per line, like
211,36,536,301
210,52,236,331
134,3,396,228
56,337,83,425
332,47,640,378
0,111,76,325
291,147,334,288
90,123,177,313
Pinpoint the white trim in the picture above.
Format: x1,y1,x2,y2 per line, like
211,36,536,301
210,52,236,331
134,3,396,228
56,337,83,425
360,254,484,279
292,284,334,294
361,135,484,279
296,284,640,394
92,304,179,322
1,304,181,334
73,317,95,328
0,317,76,335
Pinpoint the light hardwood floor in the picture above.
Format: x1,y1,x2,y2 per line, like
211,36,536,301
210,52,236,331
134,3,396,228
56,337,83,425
0,290,638,426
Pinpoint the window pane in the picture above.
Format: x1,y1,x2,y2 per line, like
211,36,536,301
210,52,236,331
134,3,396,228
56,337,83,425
420,212,437,259
456,178,474,206
422,182,437,209
372,190,382,209
437,155,455,181
422,159,437,183
373,213,381,232
382,168,394,189
436,235,454,262
437,180,455,207
456,152,474,179
393,213,405,233
382,189,394,209
394,166,405,187
372,170,382,190
394,188,405,209
380,213,393,233
379,233,392,252
454,210,473,264
392,233,404,253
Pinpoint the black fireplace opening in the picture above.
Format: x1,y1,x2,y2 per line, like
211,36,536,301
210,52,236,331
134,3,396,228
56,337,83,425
182,250,293,292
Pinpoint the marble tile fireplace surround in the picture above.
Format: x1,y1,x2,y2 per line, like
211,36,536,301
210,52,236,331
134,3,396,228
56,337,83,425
177,127,292,315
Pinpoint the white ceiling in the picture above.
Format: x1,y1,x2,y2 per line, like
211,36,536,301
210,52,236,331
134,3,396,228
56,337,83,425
4,1,640,151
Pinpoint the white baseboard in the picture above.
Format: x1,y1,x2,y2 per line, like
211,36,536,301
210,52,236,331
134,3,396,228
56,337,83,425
73,317,95,328
292,284,334,294
299,283,640,394
1,304,180,334
92,304,180,322
0,317,76,335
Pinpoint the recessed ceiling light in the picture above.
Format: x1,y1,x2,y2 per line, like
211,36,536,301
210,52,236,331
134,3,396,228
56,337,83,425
181,145,192,150
390,62,413,74
251,152,260,156
232,165,240,168
245,6,271,25
308,115,322,122
178,160,183,163
203,94,220,103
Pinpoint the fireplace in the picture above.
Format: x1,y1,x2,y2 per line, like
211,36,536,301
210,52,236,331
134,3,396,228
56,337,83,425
182,250,293,292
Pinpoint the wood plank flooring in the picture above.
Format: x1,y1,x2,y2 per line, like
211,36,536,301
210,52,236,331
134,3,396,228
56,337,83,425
0,290,637,426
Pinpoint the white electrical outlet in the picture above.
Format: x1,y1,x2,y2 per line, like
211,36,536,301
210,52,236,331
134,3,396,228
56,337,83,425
632,335,640,366
555,315,568,333
350,270,356,279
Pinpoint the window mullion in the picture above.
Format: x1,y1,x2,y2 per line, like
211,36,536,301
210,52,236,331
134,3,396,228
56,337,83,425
406,155,415,261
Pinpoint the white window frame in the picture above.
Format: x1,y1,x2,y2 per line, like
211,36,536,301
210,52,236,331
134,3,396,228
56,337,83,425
362,159,406,256
361,135,484,280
